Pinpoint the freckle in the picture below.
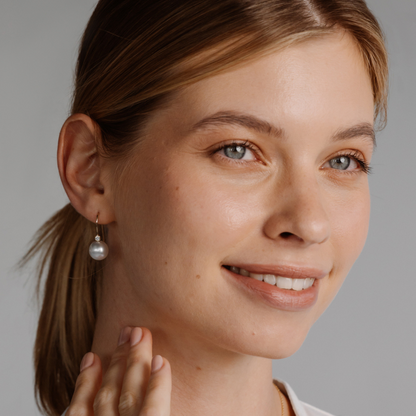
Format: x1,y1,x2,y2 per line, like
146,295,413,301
196,366,202,370
176,186,179,190
252,332,256,336
196,275,201,279
165,261,168,265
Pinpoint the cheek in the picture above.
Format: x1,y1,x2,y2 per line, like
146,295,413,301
153,165,263,257
116,156,263,293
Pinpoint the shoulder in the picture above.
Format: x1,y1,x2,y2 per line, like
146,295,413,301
273,378,337,416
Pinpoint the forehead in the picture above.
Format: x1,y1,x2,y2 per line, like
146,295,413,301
166,31,374,137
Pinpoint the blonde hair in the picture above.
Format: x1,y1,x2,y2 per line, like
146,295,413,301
21,1,388,415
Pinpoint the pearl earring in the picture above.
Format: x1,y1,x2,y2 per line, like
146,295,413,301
89,214,109,261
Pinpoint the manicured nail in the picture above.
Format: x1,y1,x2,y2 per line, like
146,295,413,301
80,352,94,372
130,327,143,347
151,355,164,373
118,327,132,346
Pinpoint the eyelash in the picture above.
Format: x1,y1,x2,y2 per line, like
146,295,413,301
331,150,372,175
211,140,372,175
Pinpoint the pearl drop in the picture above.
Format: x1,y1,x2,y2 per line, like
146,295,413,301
89,241,109,260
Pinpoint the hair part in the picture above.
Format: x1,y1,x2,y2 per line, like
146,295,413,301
23,1,388,414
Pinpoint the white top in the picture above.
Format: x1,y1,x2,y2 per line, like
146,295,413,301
273,378,336,416
61,378,335,416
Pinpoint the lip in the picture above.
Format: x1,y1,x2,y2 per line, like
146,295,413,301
225,263,328,279
221,265,326,312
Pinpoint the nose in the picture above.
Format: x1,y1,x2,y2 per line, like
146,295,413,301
263,173,331,246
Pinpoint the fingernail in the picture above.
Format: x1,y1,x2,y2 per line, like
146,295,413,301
118,327,132,346
151,355,164,373
130,327,143,347
80,352,94,372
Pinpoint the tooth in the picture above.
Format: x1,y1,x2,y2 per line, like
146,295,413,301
276,277,293,290
240,268,250,277
263,274,276,285
303,278,309,289
292,279,304,291
251,273,264,281
308,278,315,288
230,266,240,274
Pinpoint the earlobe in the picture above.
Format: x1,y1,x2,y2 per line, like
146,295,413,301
57,113,115,224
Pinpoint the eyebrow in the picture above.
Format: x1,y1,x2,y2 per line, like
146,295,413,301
190,110,376,147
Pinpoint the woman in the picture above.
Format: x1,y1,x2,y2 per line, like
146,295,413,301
23,0,388,415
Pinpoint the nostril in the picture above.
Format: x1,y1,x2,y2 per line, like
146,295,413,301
279,232,303,242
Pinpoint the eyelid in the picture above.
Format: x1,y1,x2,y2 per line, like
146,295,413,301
326,148,367,161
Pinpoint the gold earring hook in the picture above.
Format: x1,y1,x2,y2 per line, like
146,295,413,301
94,214,102,242
95,214,99,235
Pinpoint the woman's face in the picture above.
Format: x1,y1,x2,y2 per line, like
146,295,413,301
109,31,374,358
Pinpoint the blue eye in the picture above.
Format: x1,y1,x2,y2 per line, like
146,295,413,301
214,141,257,163
324,152,371,174
329,156,352,170
224,145,247,159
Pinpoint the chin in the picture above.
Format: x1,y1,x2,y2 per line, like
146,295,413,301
203,318,313,360
253,331,310,359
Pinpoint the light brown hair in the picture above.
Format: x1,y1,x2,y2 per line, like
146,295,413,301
21,1,388,415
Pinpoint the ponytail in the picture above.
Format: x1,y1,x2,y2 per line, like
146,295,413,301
21,204,102,415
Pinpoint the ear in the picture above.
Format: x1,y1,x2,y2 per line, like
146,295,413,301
57,113,115,224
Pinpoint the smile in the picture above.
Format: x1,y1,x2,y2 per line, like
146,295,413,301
222,264,326,311
224,266,315,291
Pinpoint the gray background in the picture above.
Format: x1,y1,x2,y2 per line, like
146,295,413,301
0,1,414,414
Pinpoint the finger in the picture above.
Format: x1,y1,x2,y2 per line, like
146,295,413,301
139,355,172,416
118,327,153,416
66,352,103,416
94,327,133,416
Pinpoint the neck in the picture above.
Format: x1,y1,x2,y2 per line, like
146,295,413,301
91,264,289,416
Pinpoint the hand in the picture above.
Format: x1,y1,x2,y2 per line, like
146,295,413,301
65,327,172,416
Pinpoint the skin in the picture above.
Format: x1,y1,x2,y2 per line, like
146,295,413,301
60,30,374,416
